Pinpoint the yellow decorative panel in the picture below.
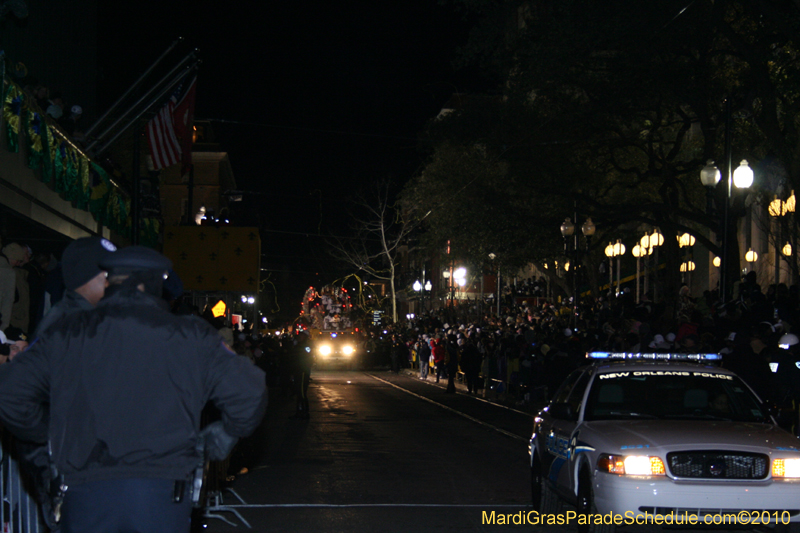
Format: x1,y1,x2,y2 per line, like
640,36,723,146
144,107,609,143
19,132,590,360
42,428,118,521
163,227,260,292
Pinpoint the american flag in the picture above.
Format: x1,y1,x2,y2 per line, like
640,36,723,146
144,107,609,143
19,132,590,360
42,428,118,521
146,75,197,172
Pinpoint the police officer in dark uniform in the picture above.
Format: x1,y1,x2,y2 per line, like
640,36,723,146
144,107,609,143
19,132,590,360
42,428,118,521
24,236,116,530
0,246,268,533
772,332,800,434
34,236,117,336
292,330,313,419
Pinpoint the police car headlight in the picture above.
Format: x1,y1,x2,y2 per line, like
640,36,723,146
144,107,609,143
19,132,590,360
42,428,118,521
598,454,665,476
319,344,332,356
342,345,354,356
773,459,800,478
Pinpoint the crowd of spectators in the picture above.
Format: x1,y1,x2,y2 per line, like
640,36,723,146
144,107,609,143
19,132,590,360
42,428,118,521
5,56,87,144
379,271,800,413
162,269,800,423
0,240,59,357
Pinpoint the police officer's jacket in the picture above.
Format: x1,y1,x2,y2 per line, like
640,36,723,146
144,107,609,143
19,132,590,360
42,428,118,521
0,286,268,486
33,288,94,337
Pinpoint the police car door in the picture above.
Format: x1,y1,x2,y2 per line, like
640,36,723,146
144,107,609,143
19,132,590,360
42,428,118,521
541,368,591,500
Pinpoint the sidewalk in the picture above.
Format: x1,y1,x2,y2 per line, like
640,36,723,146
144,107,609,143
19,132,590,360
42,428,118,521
397,366,544,414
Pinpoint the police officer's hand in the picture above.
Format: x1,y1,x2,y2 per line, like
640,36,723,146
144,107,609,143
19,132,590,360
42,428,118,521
199,421,239,461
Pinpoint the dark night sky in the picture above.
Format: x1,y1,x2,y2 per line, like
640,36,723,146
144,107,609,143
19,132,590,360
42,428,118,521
97,1,488,310
100,2,483,209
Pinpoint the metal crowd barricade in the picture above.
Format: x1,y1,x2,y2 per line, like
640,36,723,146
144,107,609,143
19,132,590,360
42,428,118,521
197,409,251,529
0,428,47,533
201,456,251,528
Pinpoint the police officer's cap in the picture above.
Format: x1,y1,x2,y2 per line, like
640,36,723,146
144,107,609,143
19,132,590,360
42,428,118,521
99,245,172,275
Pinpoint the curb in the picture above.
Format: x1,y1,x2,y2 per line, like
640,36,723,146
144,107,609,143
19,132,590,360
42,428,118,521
398,368,540,413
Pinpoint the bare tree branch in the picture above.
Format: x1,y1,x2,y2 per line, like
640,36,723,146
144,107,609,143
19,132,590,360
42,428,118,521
328,179,417,323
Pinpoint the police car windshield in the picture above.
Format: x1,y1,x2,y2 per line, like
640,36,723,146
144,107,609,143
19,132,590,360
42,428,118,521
584,370,769,423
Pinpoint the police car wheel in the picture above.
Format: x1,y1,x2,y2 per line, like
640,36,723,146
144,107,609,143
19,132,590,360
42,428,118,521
531,455,559,513
577,469,614,533
530,457,542,509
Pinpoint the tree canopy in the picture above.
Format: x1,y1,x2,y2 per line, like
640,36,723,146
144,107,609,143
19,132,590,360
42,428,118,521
403,0,800,301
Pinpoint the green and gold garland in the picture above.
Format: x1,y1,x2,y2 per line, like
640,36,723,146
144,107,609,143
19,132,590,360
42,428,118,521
1,78,160,245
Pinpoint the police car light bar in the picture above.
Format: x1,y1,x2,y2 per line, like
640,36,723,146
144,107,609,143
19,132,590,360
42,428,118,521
587,352,722,362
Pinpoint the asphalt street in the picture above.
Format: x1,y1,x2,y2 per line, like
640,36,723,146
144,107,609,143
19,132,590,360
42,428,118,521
199,370,758,533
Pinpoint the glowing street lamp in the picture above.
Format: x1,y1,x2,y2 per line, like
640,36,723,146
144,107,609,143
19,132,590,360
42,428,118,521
677,233,696,248
744,248,758,280
413,278,433,313
560,214,595,323
442,267,467,310
677,233,696,284
488,253,500,315
453,268,467,301
240,295,257,329
702,141,754,302
604,240,626,296
638,228,663,302
632,244,650,303
770,191,796,286
733,160,754,189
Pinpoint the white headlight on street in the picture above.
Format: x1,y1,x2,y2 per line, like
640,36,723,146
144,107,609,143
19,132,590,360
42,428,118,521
319,344,332,356
342,345,354,355
624,456,664,475
598,454,665,475
773,458,800,478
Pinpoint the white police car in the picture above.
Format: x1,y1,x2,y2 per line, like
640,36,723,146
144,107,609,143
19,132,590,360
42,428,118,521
530,352,800,532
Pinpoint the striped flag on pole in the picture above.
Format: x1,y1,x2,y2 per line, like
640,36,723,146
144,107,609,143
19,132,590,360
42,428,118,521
146,74,196,171
172,75,197,175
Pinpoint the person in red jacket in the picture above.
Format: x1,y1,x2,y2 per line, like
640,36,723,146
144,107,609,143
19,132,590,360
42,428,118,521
432,336,446,383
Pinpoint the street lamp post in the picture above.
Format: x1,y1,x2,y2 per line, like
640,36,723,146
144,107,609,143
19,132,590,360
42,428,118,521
604,244,614,296
631,243,650,304
442,269,451,312
614,240,625,296
769,192,796,287
441,267,467,316
413,279,433,314
488,253,500,315
705,98,756,303
701,157,753,302
638,229,662,300
453,267,467,318
642,228,664,301
560,215,595,324
678,233,696,285
604,240,626,297
241,294,257,332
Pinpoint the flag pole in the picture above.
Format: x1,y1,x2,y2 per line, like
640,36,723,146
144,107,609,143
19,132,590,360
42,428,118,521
84,37,184,138
132,120,141,244
92,60,200,157
86,49,198,153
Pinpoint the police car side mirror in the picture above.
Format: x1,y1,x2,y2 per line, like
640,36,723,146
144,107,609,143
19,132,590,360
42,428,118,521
549,402,577,421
